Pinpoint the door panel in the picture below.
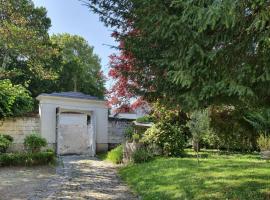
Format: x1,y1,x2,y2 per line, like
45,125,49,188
58,113,91,155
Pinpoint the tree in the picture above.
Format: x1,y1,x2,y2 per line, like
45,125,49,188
187,109,211,163
0,0,59,97
0,79,33,118
86,0,270,111
107,39,145,112
51,34,105,97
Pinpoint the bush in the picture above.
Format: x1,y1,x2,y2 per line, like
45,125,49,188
24,133,47,153
0,79,33,118
244,109,270,133
0,136,11,153
1,134,14,142
0,152,56,166
124,126,135,141
132,148,153,163
210,106,259,152
106,145,123,164
142,122,186,156
257,134,270,151
132,133,140,142
136,115,154,123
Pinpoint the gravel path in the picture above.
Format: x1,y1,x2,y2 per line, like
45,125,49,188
0,156,138,200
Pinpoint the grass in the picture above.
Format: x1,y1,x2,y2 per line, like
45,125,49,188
97,145,123,164
119,150,270,200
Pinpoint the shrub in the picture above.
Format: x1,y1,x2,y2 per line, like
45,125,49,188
142,122,186,156
0,136,11,153
0,79,33,118
244,109,270,133
132,133,140,142
45,148,55,153
106,145,123,164
0,152,56,166
24,133,47,153
136,115,154,123
124,126,135,141
257,134,270,151
210,106,258,152
132,148,153,163
1,134,14,142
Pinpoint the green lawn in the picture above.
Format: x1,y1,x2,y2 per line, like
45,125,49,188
119,151,270,200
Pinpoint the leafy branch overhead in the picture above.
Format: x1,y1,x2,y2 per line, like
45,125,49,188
86,0,270,111
0,0,106,118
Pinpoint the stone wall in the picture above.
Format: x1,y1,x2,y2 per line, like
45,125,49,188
0,117,40,151
108,119,132,147
0,116,133,152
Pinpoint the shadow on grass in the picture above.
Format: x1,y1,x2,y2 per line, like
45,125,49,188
119,156,270,200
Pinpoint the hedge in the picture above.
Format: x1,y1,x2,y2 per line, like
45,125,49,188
0,152,56,167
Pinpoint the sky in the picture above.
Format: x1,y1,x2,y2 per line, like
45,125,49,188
32,0,117,88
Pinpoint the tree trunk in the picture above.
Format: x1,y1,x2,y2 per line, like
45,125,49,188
192,139,200,165
192,140,200,152
73,75,77,92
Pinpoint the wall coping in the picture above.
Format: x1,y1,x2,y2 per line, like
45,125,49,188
36,95,108,107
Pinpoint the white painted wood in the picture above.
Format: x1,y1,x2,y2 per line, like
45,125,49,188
37,94,108,155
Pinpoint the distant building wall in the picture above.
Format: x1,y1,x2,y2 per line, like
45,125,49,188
108,118,132,148
0,117,40,151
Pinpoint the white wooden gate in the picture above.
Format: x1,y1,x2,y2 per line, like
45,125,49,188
57,113,93,155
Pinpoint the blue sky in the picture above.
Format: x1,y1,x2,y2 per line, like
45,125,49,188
33,0,117,88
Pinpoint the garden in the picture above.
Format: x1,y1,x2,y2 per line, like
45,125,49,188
119,151,270,200
88,1,270,198
102,102,270,200
0,133,55,167
2,0,270,199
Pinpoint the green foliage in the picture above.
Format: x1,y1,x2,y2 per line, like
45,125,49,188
119,151,270,200
45,148,55,153
244,109,270,134
132,133,140,142
124,126,135,141
0,79,33,118
257,134,270,151
50,33,105,97
187,109,211,152
1,1,105,103
151,102,183,124
87,0,270,111
106,145,123,164
23,133,47,153
150,101,190,139
0,152,56,166
143,122,186,156
0,0,59,98
0,135,11,153
136,115,154,123
0,134,14,143
132,148,153,163
210,106,259,151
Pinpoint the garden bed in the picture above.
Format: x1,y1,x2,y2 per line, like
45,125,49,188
0,151,56,167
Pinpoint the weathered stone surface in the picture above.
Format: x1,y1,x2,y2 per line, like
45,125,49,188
108,120,132,144
0,117,40,147
123,141,142,163
0,156,138,200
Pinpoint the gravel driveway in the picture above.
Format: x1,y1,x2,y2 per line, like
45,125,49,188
0,156,137,200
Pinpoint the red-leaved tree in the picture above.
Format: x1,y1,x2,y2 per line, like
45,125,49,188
107,33,147,113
